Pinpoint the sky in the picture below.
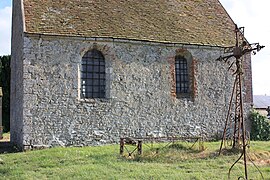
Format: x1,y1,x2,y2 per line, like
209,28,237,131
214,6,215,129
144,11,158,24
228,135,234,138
0,0,269,95
219,0,270,96
0,0,11,56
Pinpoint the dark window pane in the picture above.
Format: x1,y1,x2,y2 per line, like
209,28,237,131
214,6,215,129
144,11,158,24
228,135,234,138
100,66,105,72
100,80,105,86
87,66,93,71
100,61,105,66
87,73,93,78
93,86,99,92
93,73,99,78
82,72,87,79
100,73,105,79
93,66,100,72
93,60,100,65
100,85,105,91
82,65,87,71
86,88,92,94
93,80,99,86
87,79,93,85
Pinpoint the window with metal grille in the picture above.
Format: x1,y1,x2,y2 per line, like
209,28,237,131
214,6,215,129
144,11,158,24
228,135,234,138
175,56,189,94
81,49,106,98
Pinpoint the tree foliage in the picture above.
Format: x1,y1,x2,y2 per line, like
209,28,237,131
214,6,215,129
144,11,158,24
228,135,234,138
250,110,270,141
0,55,10,132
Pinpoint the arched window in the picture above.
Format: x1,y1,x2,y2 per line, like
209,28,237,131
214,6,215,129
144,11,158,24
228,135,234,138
81,49,106,98
175,56,189,95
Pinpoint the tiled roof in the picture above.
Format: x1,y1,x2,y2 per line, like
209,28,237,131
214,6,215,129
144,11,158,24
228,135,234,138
23,0,236,47
253,95,270,109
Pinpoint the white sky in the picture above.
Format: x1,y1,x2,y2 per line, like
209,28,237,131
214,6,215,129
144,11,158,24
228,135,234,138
0,5,11,56
0,0,269,95
219,0,270,96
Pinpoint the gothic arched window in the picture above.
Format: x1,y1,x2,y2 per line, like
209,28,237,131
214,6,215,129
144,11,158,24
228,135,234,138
81,49,106,98
175,56,189,95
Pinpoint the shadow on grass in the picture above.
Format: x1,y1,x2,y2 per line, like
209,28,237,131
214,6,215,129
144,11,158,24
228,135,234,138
167,143,187,150
121,142,207,163
0,142,20,154
167,143,203,153
218,147,242,156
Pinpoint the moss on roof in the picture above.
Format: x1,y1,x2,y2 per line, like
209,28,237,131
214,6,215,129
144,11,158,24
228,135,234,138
23,0,236,47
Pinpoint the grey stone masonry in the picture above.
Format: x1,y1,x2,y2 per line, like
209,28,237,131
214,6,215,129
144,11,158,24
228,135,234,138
10,0,24,149
15,34,252,149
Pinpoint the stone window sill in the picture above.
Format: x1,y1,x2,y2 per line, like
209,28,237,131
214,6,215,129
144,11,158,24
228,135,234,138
78,97,111,104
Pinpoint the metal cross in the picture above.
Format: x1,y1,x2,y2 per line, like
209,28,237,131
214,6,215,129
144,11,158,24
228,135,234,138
217,24,264,180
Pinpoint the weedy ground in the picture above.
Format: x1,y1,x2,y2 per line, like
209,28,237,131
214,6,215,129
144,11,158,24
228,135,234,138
0,135,269,179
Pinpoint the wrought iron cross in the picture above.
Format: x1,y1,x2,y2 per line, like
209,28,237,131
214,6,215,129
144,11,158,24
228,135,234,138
217,25,264,73
217,24,264,180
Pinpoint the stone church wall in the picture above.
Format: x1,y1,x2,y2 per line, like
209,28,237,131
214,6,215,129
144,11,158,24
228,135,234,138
10,0,25,149
19,34,252,149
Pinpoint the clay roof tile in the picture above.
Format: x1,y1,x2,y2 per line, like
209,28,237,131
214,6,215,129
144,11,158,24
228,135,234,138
23,0,236,47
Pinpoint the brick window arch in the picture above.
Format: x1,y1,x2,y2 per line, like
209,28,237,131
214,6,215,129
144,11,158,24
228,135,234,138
175,56,189,94
81,49,106,98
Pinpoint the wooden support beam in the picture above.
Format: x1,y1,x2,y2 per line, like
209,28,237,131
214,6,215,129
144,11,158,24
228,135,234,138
137,140,142,155
120,138,124,155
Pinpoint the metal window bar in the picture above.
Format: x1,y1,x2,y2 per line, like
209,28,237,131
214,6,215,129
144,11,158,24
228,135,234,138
81,49,106,98
175,56,189,93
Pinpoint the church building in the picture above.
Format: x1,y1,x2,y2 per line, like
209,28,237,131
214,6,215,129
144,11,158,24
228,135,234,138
11,0,253,150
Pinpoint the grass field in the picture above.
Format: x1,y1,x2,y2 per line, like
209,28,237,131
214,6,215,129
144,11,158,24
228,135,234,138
0,132,10,142
0,139,269,179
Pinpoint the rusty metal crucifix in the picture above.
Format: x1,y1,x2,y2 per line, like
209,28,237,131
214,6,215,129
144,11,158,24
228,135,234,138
216,24,264,180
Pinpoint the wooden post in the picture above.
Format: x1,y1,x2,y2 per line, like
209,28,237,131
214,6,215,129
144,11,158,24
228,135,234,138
120,138,124,155
0,87,3,139
137,140,142,155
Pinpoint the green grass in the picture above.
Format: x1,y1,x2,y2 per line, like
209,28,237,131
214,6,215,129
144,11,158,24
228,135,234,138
0,141,269,179
0,132,10,142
